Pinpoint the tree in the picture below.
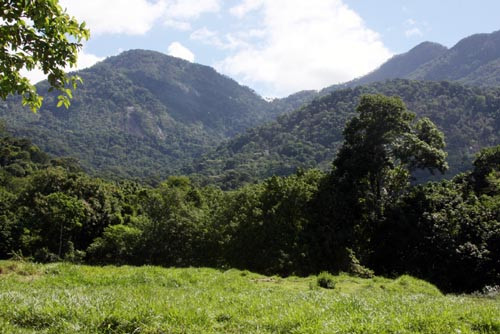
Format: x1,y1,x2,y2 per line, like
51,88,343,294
471,145,500,195
0,0,90,111
332,94,448,220
315,95,448,269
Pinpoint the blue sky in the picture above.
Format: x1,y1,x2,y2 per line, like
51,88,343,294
26,0,500,98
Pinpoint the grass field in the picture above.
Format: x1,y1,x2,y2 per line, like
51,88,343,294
0,261,499,333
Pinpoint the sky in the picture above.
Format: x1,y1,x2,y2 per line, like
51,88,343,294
24,0,500,98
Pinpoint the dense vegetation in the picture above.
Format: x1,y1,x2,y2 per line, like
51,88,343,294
407,30,500,87
195,79,500,188
0,50,296,181
1,261,499,333
3,30,500,185
1,95,499,293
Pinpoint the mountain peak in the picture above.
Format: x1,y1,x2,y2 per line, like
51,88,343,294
408,29,500,83
321,40,448,91
101,49,206,73
409,41,448,53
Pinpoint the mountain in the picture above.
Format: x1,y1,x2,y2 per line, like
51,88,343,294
275,30,500,111
100,50,274,136
192,80,500,188
3,30,500,184
349,42,448,86
408,30,500,86
0,50,279,181
322,29,500,93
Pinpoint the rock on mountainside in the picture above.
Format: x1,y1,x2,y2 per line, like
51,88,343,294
101,50,274,136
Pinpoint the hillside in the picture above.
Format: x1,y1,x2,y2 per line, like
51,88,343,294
269,30,500,117
0,50,277,181
1,261,498,333
3,30,500,183
321,30,500,94
350,42,448,87
408,30,500,86
193,80,500,188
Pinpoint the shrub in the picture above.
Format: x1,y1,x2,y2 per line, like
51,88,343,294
317,272,336,289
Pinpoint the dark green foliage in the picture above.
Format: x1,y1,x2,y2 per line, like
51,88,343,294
0,135,50,180
0,121,499,292
308,95,447,276
10,167,127,261
220,170,323,275
471,145,500,194
0,50,280,181
197,80,500,189
133,176,213,266
87,224,143,265
370,174,500,292
332,94,447,220
316,272,336,289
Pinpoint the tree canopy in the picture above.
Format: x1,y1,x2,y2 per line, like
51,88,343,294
332,94,448,219
0,0,89,111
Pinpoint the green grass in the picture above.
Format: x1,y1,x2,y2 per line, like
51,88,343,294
0,261,498,333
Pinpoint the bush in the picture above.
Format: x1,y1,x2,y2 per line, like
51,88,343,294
346,248,374,278
317,272,336,289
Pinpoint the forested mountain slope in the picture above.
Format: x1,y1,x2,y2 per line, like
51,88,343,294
321,30,500,95
193,80,500,188
277,30,500,112
0,50,279,181
347,42,448,87
3,30,500,183
408,30,500,86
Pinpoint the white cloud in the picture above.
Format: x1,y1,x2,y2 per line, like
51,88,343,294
20,68,46,85
162,0,220,31
60,0,166,35
404,18,427,38
60,0,221,35
164,19,192,31
190,27,250,50
229,0,264,18
165,0,220,19
219,0,392,97
167,42,195,62
190,27,223,46
405,27,423,37
21,49,104,84
405,18,416,26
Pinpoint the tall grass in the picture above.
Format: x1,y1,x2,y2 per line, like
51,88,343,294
0,261,498,333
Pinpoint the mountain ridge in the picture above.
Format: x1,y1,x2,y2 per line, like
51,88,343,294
2,30,500,183
193,79,500,188
0,49,283,180
326,29,500,92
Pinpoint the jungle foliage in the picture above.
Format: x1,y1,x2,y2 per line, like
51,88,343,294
1,95,499,293
195,80,500,188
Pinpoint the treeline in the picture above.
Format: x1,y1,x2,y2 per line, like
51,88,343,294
194,80,500,189
1,95,499,293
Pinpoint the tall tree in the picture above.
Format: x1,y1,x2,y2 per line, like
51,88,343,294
316,94,448,269
0,0,89,111
332,94,448,220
